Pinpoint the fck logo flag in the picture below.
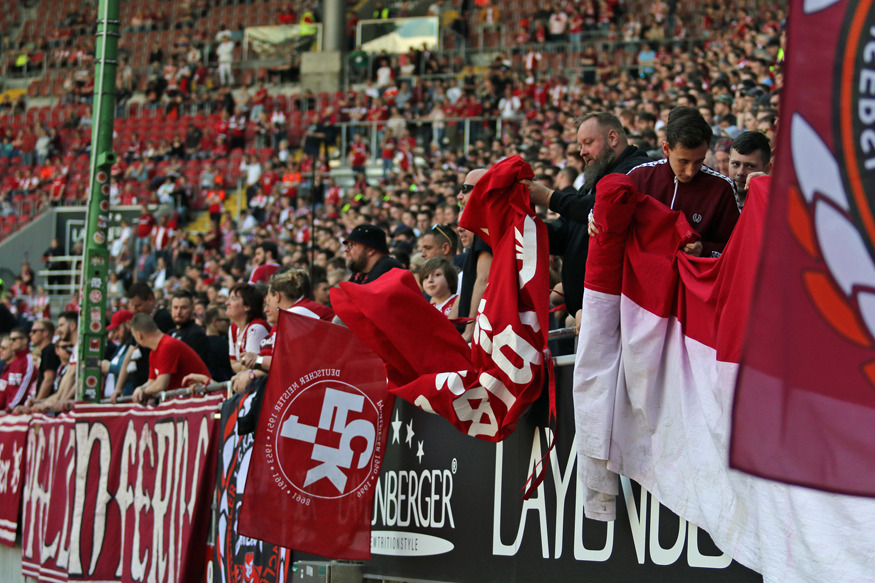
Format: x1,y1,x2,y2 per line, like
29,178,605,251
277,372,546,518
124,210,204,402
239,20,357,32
238,311,392,560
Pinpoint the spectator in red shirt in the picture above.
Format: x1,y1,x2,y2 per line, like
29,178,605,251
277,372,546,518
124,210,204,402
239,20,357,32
347,132,370,175
129,312,210,404
136,204,156,257
248,240,281,284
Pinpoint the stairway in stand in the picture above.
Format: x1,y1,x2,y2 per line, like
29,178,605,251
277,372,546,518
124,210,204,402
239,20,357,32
186,184,246,234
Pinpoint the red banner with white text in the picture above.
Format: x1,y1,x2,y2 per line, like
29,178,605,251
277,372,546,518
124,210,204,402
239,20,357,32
331,155,552,444
238,311,392,560
0,415,28,547
20,395,222,583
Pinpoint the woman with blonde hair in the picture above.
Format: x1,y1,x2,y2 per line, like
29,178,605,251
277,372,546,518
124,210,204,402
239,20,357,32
239,268,334,373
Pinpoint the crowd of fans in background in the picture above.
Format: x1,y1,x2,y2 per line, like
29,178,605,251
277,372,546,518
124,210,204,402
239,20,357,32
0,0,785,411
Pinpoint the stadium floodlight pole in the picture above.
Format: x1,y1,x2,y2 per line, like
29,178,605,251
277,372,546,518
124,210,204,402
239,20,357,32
77,0,120,401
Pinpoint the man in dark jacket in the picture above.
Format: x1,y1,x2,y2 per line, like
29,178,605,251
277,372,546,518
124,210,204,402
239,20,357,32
169,289,210,363
344,224,402,284
526,112,653,331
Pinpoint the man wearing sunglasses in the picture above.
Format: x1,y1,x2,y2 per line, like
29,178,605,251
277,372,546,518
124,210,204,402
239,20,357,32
457,168,492,342
30,319,60,404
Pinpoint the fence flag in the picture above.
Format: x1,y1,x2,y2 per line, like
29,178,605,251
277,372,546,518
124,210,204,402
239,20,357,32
729,0,875,497
238,311,391,560
0,415,28,547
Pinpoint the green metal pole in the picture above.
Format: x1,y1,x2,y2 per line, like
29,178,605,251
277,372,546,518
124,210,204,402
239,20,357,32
78,0,120,401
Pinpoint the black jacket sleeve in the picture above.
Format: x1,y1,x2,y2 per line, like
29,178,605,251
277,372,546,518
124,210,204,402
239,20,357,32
548,187,594,224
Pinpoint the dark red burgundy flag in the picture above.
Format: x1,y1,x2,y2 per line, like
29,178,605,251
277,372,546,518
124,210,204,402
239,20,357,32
730,0,875,496
0,414,27,547
331,155,552,445
238,311,391,560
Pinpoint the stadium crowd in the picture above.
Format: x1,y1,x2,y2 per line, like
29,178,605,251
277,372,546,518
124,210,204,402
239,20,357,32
0,0,784,411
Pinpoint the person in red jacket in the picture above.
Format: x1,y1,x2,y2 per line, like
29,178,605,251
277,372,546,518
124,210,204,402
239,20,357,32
625,106,738,257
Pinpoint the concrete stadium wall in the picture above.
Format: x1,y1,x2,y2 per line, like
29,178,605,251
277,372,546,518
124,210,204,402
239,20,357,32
0,542,25,583
0,210,56,288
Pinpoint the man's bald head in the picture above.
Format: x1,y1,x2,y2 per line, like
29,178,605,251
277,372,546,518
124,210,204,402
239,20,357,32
458,168,488,211
466,168,488,184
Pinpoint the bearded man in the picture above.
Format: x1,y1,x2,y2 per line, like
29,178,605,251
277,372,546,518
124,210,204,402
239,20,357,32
525,112,652,331
343,224,402,284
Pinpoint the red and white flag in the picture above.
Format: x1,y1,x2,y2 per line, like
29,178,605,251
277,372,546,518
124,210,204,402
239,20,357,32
729,0,875,497
574,173,875,582
331,155,552,445
0,415,28,547
238,311,392,560
20,395,221,583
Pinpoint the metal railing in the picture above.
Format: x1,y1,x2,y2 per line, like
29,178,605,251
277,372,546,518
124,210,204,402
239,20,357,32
333,115,523,167
31,324,575,410
106,380,232,404
36,254,82,298
104,328,577,405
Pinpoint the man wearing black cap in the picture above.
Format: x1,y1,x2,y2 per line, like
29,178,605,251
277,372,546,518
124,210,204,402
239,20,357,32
344,224,402,284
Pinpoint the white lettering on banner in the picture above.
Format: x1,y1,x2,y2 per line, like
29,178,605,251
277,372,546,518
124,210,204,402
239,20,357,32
24,413,214,583
492,427,733,568
131,425,154,581
152,422,175,582
453,386,498,437
372,469,455,529
115,421,137,578
492,430,550,558
515,216,539,288
485,324,541,386
474,302,542,387
281,387,376,493
21,420,75,567
434,372,466,396
68,422,112,576
58,430,76,570
11,443,22,492
0,444,7,493
0,442,24,494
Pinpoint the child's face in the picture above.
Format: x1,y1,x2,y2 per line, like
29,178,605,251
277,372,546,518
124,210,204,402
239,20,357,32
423,268,450,299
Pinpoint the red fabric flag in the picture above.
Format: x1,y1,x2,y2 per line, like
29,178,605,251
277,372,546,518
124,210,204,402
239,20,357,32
574,173,875,582
0,415,28,547
237,311,392,560
331,155,552,445
21,397,222,583
729,0,875,496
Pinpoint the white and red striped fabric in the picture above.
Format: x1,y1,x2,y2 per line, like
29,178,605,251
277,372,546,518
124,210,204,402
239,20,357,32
574,174,875,582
